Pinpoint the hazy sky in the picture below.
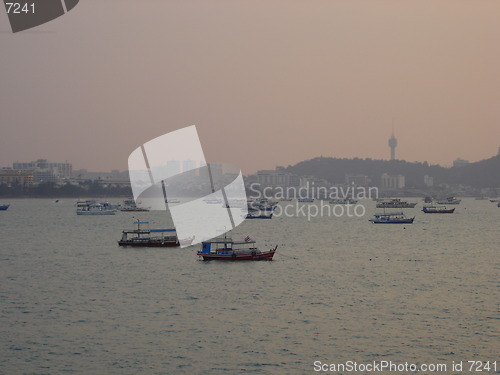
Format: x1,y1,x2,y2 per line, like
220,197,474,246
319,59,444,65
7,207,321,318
1,0,499,174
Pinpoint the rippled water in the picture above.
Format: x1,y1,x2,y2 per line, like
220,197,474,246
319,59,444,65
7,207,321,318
0,199,498,374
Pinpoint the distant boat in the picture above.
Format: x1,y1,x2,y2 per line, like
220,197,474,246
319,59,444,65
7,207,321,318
203,197,222,204
329,198,358,205
223,199,247,208
118,220,180,247
489,199,499,203
77,201,116,215
369,212,415,224
422,205,455,214
165,198,181,204
376,198,417,208
436,197,461,205
0,204,10,211
197,235,277,261
298,198,314,202
246,212,273,219
248,198,278,211
120,199,149,212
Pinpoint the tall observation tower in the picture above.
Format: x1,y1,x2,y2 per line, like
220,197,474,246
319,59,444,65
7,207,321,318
388,131,397,161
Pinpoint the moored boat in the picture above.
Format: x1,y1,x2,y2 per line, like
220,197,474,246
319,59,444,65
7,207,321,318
376,198,417,208
369,212,415,224
329,198,358,205
120,199,149,212
246,212,273,219
203,197,222,204
118,220,179,247
77,201,116,215
436,197,461,205
422,205,455,214
298,198,314,202
197,236,277,261
0,204,10,211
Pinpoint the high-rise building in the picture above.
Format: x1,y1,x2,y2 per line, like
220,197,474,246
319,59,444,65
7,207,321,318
381,173,405,189
13,159,72,183
388,132,397,161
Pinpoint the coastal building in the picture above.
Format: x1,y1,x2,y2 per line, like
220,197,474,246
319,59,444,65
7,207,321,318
345,174,370,187
381,173,405,189
424,175,434,187
0,169,34,187
13,159,72,183
256,167,300,189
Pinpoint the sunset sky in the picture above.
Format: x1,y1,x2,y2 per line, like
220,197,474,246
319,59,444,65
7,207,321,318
1,0,499,174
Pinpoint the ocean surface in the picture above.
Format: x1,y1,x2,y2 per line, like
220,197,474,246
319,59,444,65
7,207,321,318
0,198,498,374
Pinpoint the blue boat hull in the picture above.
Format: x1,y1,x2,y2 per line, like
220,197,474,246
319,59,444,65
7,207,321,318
0,205,9,211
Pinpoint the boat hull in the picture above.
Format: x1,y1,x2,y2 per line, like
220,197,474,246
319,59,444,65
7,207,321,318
118,240,179,247
436,200,461,205
77,210,116,215
198,250,276,261
0,205,9,211
422,208,455,214
370,218,414,224
376,203,417,208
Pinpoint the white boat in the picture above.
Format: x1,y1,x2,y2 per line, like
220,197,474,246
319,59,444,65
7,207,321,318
165,198,181,204
376,198,417,208
298,198,314,202
436,197,461,205
120,199,149,212
203,197,222,204
77,202,116,215
329,198,358,205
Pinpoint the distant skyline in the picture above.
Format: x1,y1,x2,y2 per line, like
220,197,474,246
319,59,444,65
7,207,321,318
1,1,499,174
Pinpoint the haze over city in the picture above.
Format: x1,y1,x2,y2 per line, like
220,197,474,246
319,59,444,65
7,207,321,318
1,0,499,173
